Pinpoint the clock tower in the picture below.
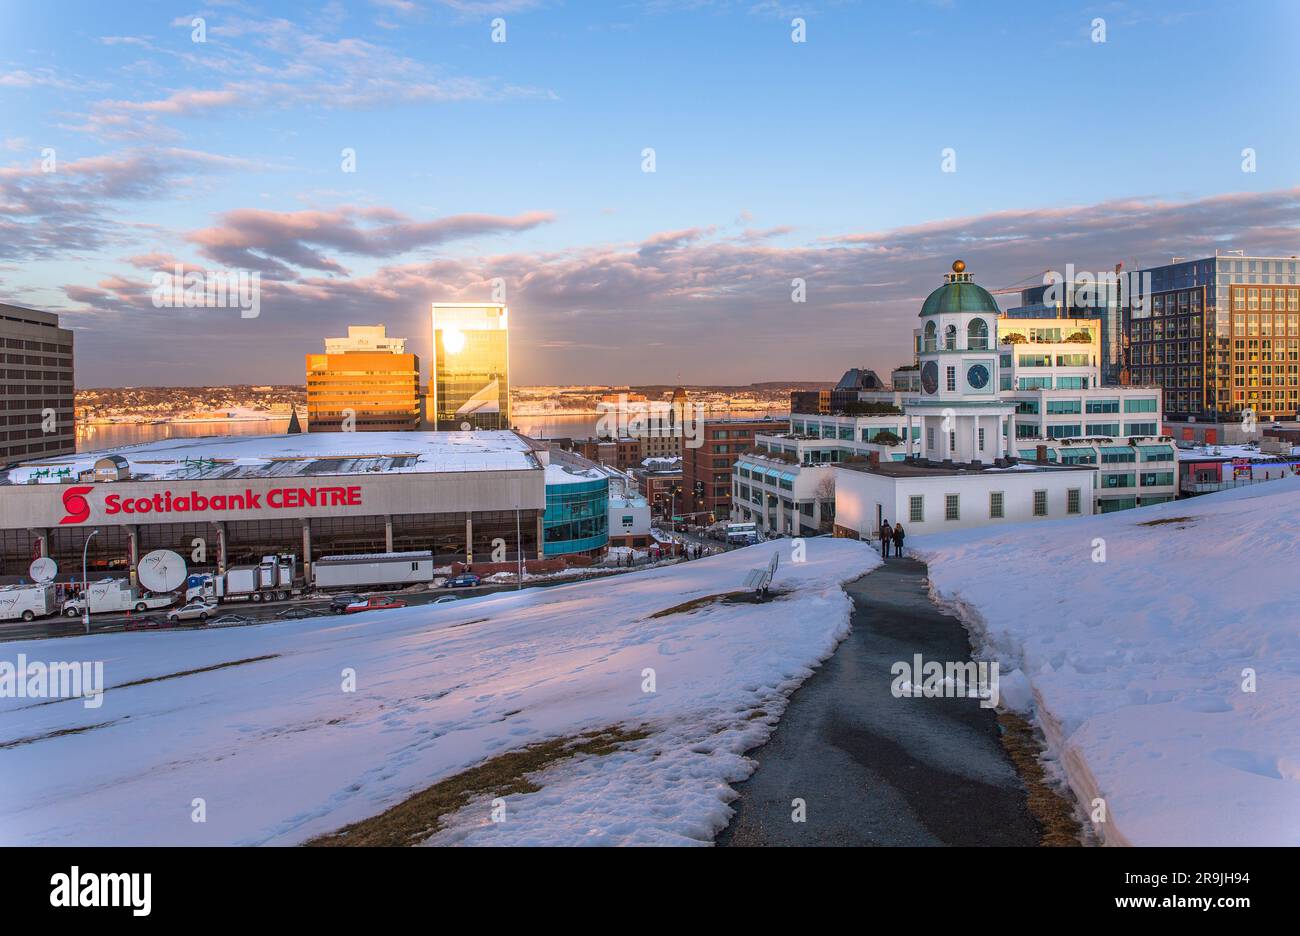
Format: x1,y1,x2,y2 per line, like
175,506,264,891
906,261,1015,465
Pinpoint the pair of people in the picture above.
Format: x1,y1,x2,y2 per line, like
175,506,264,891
878,521,906,558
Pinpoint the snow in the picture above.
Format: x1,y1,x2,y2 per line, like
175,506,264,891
0,538,877,846
4,430,537,483
909,477,1300,846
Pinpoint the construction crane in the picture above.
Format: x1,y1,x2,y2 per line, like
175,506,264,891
987,269,1052,297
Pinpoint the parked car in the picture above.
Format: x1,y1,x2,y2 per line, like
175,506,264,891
432,595,460,604
275,607,317,620
443,573,481,589
167,599,218,623
208,613,252,628
343,596,407,614
329,593,364,614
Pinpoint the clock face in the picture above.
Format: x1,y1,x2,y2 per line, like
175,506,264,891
967,363,990,389
920,361,939,394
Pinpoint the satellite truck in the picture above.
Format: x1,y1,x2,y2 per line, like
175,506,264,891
0,583,58,622
61,579,177,617
2,557,60,622
61,548,188,618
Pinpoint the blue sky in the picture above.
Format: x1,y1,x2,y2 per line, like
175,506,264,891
1,0,1298,386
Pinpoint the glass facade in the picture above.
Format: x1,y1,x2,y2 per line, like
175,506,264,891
431,304,511,430
1127,256,1300,421
306,352,421,432
543,478,609,556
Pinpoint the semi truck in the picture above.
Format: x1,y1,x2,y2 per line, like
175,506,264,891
185,554,301,604
0,583,57,622
61,579,176,617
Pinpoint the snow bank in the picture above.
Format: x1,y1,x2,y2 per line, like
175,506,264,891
0,538,876,846
910,477,1300,846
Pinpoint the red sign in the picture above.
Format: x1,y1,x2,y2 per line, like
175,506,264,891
59,485,363,524
59,486,94,525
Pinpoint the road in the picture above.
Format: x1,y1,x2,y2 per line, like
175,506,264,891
718,556,1044,847
0,569,647,642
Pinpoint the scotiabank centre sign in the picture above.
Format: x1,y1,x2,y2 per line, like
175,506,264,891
59,484,363,525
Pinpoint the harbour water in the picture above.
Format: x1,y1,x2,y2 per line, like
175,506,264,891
75,409,790,454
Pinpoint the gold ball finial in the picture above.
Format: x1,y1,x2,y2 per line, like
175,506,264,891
952,259,966,273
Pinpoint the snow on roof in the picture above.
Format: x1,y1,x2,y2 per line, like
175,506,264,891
544,461,607,486
3,431,540,484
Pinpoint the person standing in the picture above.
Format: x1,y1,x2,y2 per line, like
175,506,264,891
879,520,893,559
892,522,906,558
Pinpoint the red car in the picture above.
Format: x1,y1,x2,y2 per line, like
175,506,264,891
343,596,407,614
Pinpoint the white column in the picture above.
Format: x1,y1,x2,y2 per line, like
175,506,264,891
1007,413,1016,458
905,414,914,458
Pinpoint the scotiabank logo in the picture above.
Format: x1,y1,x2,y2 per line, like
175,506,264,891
57,484,362,523
59,486,94,525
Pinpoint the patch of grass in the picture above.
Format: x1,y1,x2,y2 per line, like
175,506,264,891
112,654,280,690
1137,516,1196,527
305,724,651,847
0,718,123,750
648,591,753,618
996,712,1084,847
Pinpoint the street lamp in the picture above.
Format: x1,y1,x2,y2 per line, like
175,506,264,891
515,505,523,591
81,528,99,634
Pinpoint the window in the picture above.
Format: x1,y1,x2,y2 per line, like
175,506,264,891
1033,490,1047,517
1085,423,1120,436
1086,398,1119,414
1124,397,1158,413
1125,422,1158,436
923,321,937,352
927,427,935,450
949,430,956,453
978,427,985,451
945,494,959,521
944,324,957,350
967,318,989,350
909,495,924,523
1067,489,1081,514
1046,400,1081,414
946,366,956,391
989,491,1004,519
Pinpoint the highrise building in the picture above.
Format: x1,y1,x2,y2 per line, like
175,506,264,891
1124,253,1300,426
0,304,75,464
305,325,420,432
430,303,510,430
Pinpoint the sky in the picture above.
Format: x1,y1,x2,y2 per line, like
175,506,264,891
1,0,1298,388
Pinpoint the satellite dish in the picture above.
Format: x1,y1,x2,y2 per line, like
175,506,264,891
29,557,57,583
138,549,187,593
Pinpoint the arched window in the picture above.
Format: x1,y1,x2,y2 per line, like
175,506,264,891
923,321,937,352
967,317,989,350
944,324,957,350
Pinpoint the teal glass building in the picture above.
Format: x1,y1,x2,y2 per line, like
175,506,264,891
542,474,609,556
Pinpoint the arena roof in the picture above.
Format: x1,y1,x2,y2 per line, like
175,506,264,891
2,431,541,485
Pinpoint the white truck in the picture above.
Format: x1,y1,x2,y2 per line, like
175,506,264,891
311,551,435,590
186,554,301,604
0,583,57,622
61,579,176,618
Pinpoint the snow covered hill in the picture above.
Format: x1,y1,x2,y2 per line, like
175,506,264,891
912,476,1300,846
0,538,877,846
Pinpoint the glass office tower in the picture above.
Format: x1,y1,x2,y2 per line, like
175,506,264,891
1126,255,1300,422
430,303,511,430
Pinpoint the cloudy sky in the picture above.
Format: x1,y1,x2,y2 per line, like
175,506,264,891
1,0,1298,388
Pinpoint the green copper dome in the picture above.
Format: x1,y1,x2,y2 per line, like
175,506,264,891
919,260,1000,317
